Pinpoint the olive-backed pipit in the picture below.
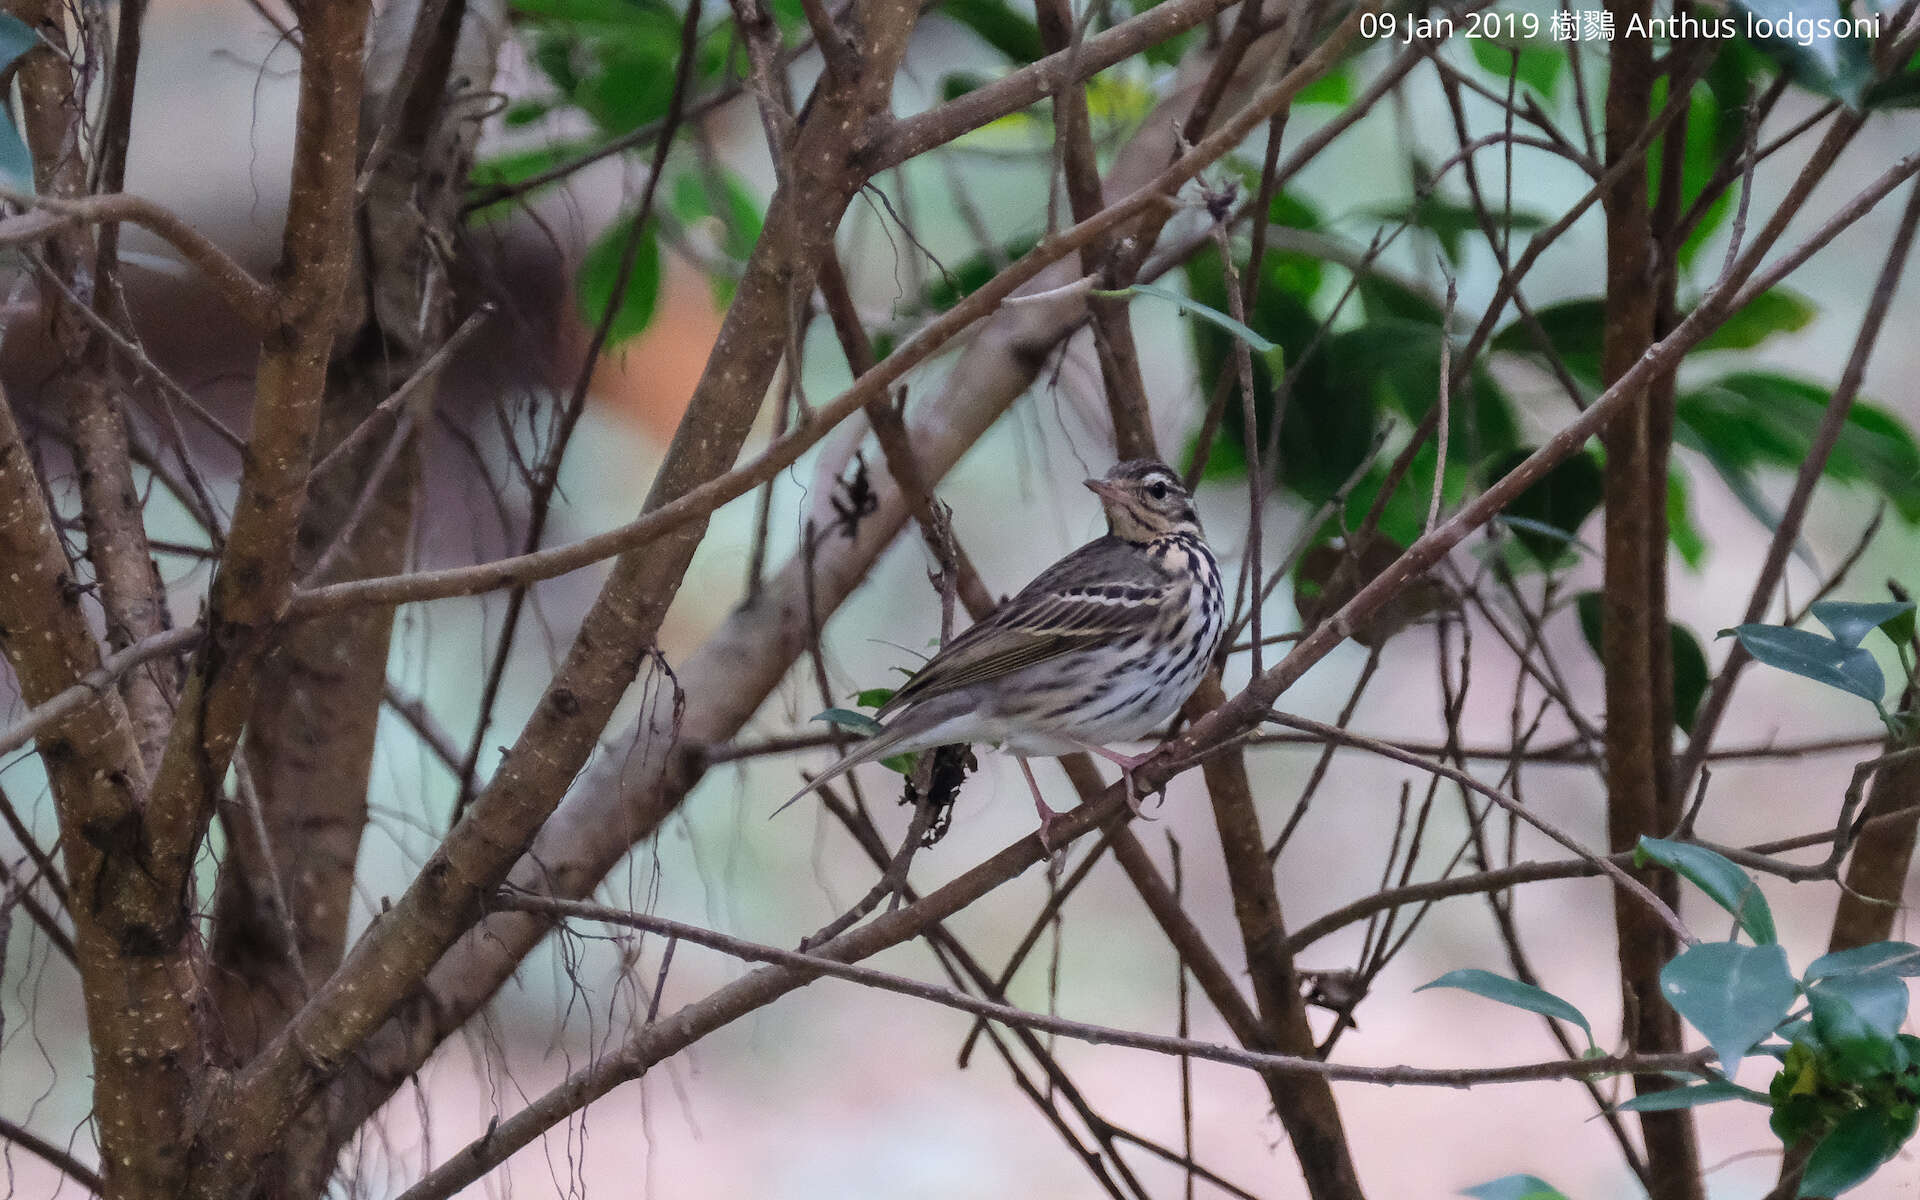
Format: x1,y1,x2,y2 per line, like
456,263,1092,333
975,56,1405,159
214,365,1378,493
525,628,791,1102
782,458,1225,847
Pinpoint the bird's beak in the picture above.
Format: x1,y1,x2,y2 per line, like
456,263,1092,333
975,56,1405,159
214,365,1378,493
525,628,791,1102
1084,478,1121,501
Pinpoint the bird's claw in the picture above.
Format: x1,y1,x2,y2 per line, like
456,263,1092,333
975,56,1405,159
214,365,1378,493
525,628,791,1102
1120,766,1161,821
1036,812,1066,854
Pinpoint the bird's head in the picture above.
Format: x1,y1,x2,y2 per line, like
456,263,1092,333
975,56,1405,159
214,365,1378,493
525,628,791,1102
1084,459,1203,543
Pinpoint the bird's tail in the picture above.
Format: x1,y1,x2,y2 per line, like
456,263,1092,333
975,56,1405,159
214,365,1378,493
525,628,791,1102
770,723,918,818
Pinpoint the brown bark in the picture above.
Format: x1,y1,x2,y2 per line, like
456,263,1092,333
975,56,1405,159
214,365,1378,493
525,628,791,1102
0,6,211,1195
1189,678,1367,1199
1829,714,1920,953
187,2,926,1189
0,385,204,1199
7,0,177,774
206,8,505,1196
310,43,1246,1152
138,0,374,959
1034,0,1155,458
1599,5,1704,1195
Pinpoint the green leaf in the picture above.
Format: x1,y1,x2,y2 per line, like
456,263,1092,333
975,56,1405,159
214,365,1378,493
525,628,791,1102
1467,37,1562,99
1810,601,1917,649
938,0,1044,61
1799,1107,1911,1197
1490,298,1603,385
0,118,31,195
1293,64,1352,106
576,216,662,345
1677,372,1920,524
812,707,886,736
1616,1079,1770,1112
1733,0,1875,108
1368,193,1548,265
1574,600,1713,733
0,14,34,194
503,98,556,128
1635,837,1775,943
1417,969,1593,1046
670,168,762,305
1660,942,1797,1071
1806,942,1920,980
0,12,37,66
1807,973,1910,1055
1866,68,1920,109
1680,47,1760,266
523,1,687,136
1104,281,1278,358
939,71,993,102
1667,467,1708,569
467,139,595,218
1698,290,1816,352
1461,1175,1568,1200
1725,624,1886,706
1483,449,1602,568
852,687,897,710
1672,625,1709,734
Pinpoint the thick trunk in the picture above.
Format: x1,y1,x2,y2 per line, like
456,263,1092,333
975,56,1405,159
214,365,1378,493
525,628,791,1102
1599,7,1704,1196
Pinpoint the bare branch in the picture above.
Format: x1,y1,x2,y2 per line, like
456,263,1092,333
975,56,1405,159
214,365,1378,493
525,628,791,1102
0,189,276,326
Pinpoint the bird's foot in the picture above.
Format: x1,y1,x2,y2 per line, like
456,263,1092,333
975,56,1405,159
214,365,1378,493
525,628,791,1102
1086,745,1162,819
1033,798,1069,854
1121,766,1158,821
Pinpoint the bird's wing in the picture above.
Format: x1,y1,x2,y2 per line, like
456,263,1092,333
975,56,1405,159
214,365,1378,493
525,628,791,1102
877,537,1171,715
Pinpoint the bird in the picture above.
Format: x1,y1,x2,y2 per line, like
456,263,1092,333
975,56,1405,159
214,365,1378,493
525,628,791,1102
778,457,1225,849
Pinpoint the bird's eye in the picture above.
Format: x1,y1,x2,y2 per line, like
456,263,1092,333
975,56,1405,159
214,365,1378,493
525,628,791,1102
1147,482,1168,500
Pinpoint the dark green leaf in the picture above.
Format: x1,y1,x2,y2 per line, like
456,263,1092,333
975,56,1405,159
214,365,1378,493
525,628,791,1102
1616,1080,1770,1112
1467,37,1562,99
1357,274,1444,325
1799,1107,1910,1197
1732,0,1875,107
1681,47,1761,266
916,233,1041,314
576,216,663,344
852,687,897,709
503,98,556,128
1677,372,1920,524
1575,599,1713,733
467,139,595,219
1698,290,1816,352
0,12,36,66
1461,1175,1569,1200
0,118,31,195
1368,194,1548,265
938,0,1044,62
1490,299,1603,385
1417,969,1593,1045
1635,837,1775,943
670,168,762,305
1672,626,1709,734
1483,449,1601,567
1667,467,1708,569
1806,942,1920,980
812,707,885,736
1660,941,1797,1071
1810,601,1917,649
939,71,993,102
1808,973,1910,1052
1866,68,1920,108
1725,624,1886,706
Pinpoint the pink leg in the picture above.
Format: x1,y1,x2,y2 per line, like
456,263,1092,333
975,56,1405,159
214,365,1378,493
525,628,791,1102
1081,744,1158,819
1017,757,1066,851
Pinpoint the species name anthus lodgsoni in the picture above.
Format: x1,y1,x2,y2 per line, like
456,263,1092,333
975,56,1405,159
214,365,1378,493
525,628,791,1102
777,458,1226,849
